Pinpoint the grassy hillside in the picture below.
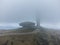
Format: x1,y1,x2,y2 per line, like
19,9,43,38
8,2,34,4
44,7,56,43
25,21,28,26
0,27,60,45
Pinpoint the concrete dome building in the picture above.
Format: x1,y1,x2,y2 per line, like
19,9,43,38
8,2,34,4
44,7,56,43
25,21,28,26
20,22,35,28
19,22,36,32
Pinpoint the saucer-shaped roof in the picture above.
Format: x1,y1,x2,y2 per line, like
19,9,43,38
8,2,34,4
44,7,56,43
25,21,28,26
20,22,35,27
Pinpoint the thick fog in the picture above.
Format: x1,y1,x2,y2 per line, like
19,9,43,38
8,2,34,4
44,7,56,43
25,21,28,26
0,0,60,29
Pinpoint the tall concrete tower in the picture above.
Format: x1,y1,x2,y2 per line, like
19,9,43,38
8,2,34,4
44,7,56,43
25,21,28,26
36,11,40,29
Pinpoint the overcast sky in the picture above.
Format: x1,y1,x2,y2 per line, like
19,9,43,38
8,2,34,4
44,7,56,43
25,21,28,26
0,0,60,29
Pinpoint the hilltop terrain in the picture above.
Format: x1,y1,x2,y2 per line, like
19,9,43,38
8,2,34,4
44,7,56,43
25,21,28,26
0,27,60,45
